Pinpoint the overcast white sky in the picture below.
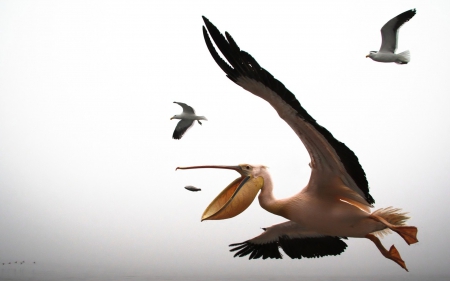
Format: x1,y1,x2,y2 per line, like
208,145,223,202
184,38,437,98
1,0,450,279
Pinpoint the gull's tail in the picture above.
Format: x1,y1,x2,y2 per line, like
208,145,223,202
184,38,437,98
396,50,410,64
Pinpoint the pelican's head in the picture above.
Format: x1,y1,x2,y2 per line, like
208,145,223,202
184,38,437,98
170,115,180,120
176,164,265,221
366,51,377,58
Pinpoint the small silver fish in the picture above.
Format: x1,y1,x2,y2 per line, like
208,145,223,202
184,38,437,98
185,185,201,192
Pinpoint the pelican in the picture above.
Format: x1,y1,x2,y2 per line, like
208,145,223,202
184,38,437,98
366,9,416,64
171,102,207,139
176,16,418,271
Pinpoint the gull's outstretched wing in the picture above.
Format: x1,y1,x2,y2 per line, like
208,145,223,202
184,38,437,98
379,9,416,53
202,16,374,205
174,101,196,115
173,119,194,140
229,221,348,259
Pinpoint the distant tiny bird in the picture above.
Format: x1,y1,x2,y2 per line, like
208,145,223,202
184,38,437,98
171,102,207,139
366,9,416,64
185,185,201,192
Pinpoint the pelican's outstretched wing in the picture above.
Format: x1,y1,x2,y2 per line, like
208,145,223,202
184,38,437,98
379,9,416,53
202,16,374,205
173,119,194,140
174,101,196,114
229,221,347,259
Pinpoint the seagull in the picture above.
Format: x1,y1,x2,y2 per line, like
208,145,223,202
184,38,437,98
185,185,201,192
176,16,418,271
366,9,416,64
170,102,207,139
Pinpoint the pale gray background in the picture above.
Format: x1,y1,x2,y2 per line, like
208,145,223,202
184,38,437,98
1,0,449,279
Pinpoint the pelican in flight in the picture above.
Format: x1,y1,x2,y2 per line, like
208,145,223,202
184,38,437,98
171,102,207,139
366,9,416,64
176,16,418,271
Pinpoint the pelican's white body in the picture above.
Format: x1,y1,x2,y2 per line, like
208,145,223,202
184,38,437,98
256,166,385,238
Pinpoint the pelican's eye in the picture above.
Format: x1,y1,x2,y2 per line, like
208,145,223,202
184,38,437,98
246,165,250,170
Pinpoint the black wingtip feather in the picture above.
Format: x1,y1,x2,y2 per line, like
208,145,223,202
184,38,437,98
228,235,346,260
393,9,417,31
229,241,282,260
172,130,182,140
279,236,348,259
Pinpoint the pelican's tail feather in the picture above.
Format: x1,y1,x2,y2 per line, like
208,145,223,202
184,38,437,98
395,50,410,64
371,207,410,238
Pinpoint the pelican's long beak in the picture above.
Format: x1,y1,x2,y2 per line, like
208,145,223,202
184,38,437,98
176,165,264,221
366,54,370,58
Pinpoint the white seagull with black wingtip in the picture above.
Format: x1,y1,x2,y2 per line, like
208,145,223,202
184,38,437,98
366,9,416,64
170,102,207,140
176,16,419,271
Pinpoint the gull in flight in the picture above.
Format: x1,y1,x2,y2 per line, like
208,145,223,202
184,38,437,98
176,16,418,271
366,9,416,64
170,102,207,139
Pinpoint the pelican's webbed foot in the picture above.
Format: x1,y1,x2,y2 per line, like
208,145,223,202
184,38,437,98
386,244,408,271
366,233,408,272
369,214,418,245
391,226,418,245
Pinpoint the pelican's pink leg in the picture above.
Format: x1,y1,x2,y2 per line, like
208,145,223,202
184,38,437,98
369,214,418,245
365,233,408,272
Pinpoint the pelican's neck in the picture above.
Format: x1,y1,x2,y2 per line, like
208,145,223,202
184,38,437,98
257,171,285,217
